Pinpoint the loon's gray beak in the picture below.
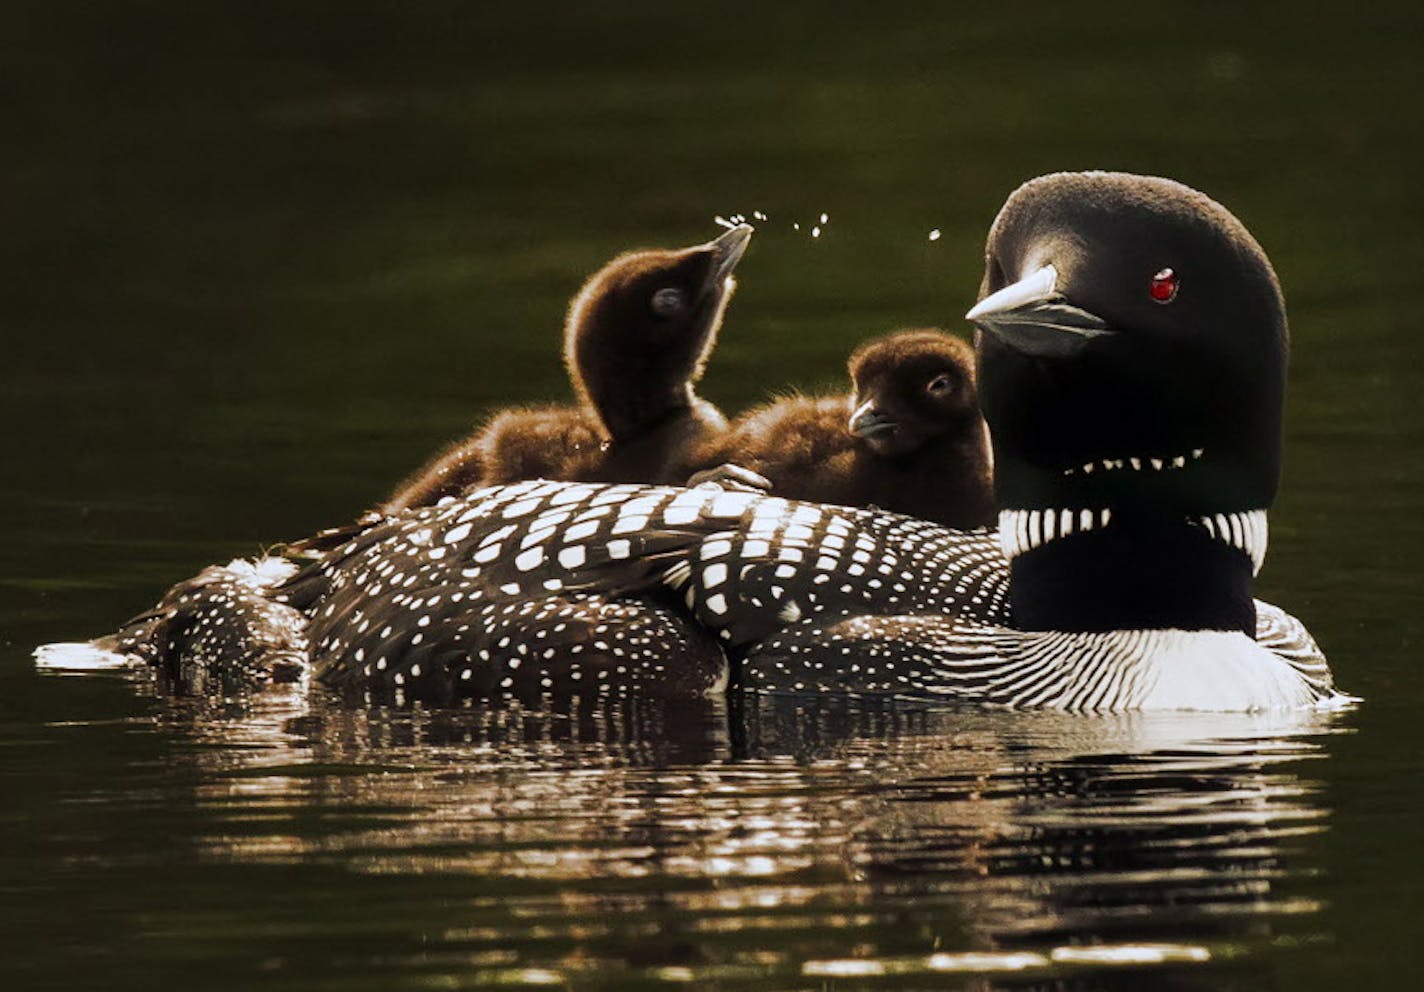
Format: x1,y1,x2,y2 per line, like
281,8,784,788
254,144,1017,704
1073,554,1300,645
848,400,897,438
965,264,1112,358
705,224,754,286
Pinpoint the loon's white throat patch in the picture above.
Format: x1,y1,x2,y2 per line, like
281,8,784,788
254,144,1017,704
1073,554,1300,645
998,508,1269,575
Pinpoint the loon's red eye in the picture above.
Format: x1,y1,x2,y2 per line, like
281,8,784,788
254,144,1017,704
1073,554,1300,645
1149,267,1179,303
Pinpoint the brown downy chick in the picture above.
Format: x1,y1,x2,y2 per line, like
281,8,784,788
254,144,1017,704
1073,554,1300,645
690,329,994,528
383,224,752,512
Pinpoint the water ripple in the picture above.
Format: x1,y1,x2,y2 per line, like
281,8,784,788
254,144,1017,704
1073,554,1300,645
42,688,1343,987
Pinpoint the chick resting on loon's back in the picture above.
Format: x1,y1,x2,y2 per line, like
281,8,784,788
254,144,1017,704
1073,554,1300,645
382,224,752,511
687,329,994,529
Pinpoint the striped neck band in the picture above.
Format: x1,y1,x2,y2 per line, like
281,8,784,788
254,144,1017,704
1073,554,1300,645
997,508,1269,575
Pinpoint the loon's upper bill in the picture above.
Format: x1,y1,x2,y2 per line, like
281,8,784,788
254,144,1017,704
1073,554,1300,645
965,264,1112,358
38,172,1352,714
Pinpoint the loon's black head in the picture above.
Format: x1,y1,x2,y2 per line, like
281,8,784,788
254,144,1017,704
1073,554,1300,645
846,329,983,459
970,171,1285,522
968,172,1288,633
566,225,752,439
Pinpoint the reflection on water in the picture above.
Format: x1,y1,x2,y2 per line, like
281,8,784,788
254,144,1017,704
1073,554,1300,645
102,680,1346,988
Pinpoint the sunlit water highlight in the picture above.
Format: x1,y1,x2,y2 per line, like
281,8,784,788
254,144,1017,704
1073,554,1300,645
13,663,1349,988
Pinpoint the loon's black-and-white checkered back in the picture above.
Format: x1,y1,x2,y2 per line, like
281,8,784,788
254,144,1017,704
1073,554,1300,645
291,481,739,703
295,479,1005,641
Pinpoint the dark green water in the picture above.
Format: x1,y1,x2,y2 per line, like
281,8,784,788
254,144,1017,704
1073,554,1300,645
3,3,1421,988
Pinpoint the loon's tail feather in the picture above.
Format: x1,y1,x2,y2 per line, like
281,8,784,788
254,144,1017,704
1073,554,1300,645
33,640,135,673
76,557,312,695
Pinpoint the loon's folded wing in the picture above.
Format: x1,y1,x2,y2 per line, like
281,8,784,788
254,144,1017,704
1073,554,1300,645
291,481,738,701
307,589,728,703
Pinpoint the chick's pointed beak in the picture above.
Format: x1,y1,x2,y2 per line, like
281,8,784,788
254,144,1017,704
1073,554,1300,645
966,264,1113,358
848,399,897,439
704,224,754,287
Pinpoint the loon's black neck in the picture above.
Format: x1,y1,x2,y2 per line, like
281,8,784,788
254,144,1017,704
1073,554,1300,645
1003,511,1258,635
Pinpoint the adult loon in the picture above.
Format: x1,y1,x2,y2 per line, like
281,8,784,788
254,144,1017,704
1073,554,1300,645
271,171,1344,711
383,224,753,512
45,172,1347,711
689,329,994,528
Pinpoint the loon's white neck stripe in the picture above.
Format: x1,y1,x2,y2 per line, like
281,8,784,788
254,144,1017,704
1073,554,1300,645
999,507,1111,562
998,508,1269,575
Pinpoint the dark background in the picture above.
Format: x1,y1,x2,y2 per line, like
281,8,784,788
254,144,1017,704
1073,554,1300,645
2,3,1421,989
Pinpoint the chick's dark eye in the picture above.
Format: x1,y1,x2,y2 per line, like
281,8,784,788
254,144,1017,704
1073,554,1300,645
650,287,687,316
927,374,954,395
1149,267,1179,304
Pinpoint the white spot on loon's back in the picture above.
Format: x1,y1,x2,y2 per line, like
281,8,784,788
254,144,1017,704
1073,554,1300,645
565,520,600,541
502,498,541,518
514,547,545,571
